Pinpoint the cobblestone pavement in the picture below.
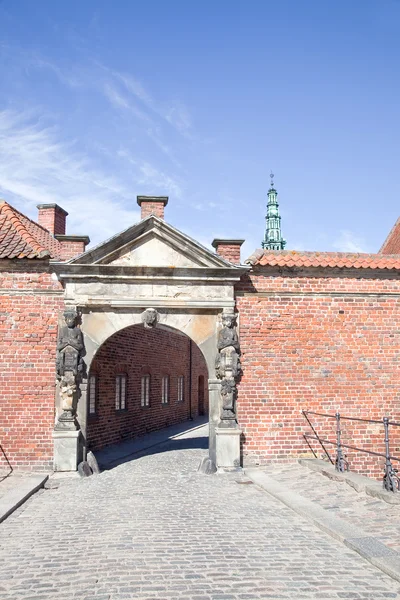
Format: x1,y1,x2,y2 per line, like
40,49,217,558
1,426,400,600
0,470,27,501
262,463,400,553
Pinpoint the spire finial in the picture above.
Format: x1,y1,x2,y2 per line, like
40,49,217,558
262,171,286,250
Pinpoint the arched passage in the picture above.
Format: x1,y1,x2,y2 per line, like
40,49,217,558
85,324,209,452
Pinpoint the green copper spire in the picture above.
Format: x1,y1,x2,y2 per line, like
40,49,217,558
261,172,286,250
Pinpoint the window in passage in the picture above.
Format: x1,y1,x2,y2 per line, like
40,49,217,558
177,375,184,402
141,374,151,407
88,374,97,415
115,374,127,411
161,375,169,404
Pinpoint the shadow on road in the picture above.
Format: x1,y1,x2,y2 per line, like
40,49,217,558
99,434,209,471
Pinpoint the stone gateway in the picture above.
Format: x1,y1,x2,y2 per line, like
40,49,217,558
0,194,400,477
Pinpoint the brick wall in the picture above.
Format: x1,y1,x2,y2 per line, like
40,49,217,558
87,325,209,451
140,202,165,220
37,205,67,235
236,267,400,479
380,217,400,254
215,244,241,264
58,240,86,261
0,262,64,471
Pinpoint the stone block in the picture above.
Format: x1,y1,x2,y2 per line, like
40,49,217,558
53,430,80,471
215,425,241,471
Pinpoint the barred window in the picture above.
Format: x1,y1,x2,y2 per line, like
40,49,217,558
115,374,127,411
141,375,150,407
177,375,184,402
88,374,97,415
161,376,169,404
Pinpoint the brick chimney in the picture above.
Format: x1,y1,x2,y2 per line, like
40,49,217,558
137,196,168,220
212,239,245,265
37,204,68,235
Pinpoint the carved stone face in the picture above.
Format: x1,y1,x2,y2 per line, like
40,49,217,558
64,312,77,328
222,314,235,328
142,308,159,328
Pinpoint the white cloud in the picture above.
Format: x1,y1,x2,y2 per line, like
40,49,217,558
118,148,183,198
103,83,131,109
332,230,368,253
165,103,192,136
0,109,143,243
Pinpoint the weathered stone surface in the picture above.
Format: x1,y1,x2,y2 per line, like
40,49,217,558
53,430,80,472
197,456,217,475
215,425,241,470
78,461,93,477
86,451,101,474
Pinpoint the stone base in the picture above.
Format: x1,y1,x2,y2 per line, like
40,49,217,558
215,424,242,471
53,429,81,472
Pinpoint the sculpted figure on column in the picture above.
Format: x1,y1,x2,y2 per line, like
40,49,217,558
215,310,241,421
215,311,241,380
55,308,85,427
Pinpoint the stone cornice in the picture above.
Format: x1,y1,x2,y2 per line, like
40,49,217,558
51,263,249,283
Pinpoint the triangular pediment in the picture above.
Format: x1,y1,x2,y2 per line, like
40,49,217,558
68,215,236,269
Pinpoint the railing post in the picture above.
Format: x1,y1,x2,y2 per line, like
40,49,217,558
335,411,347,472
383,416,399,492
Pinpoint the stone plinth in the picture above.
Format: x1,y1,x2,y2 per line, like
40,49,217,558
53,429,81,471
215,424,242,471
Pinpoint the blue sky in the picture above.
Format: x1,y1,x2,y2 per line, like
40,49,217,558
0,0,399,258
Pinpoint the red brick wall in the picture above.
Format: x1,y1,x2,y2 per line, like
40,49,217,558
236,267,400,479
37,206,67,235
0,262,64,471
214,244,242,264
87,326,209,450
380,217,400,254
58,240,86,261
140,202,165,220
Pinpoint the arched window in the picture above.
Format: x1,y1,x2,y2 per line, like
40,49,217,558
177,375,184,402
141,374,150,407
161,375,169,404
115,374,127,411
88,374,97,416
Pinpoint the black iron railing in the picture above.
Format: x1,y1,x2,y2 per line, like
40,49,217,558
302,410,400,493
0,441,13,482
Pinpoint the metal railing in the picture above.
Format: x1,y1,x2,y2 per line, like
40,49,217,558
0,441,13,482
302,410,400,493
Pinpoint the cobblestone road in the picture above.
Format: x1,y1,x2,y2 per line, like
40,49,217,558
1,425,400,600
262,463,400,553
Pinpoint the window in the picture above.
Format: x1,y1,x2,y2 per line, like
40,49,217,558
115,374,127,410
141,374,150,407
88,374,97,415
177,375,184,402
161,376,169,404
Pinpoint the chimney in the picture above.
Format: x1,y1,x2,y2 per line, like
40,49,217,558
37,204,68,235
212,239,245,265
137,196,168,220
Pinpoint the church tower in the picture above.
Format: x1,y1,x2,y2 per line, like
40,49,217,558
262,172,286,250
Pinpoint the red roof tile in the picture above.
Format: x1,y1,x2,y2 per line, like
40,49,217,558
380,217,400,254
245,250,400,270
0,201,62,259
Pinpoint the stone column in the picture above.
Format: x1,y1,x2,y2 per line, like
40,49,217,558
208,379,221,466
214,309,242,471
53,308,85,471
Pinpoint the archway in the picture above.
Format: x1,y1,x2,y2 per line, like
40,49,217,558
85,323,209,452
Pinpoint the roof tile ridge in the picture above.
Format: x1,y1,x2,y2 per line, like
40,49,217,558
0,202,51,258
379,216,400,253
3,200,61,237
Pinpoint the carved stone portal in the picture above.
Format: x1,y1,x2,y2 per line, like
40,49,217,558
216,310,241,423
141,308,160,329
55,308,85,430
